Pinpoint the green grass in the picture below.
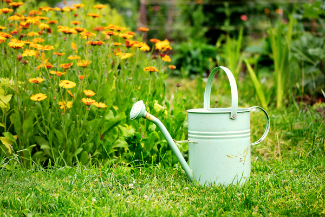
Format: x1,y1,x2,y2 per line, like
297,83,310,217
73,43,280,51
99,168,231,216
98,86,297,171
0,156,324,216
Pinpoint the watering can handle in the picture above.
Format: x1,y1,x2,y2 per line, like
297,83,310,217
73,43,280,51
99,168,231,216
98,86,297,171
250,106,270,146
203,66,238,119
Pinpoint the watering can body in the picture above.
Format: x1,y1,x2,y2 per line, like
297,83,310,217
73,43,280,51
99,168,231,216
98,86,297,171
130,66,270,186
187,108,251,185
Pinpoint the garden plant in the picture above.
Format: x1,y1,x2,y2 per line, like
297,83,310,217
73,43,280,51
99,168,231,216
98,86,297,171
0,0,325,216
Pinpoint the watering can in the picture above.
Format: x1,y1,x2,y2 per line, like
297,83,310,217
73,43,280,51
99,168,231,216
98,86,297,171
130,66,270,185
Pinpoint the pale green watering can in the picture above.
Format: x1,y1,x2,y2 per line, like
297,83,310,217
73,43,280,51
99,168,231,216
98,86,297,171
130,66,270,185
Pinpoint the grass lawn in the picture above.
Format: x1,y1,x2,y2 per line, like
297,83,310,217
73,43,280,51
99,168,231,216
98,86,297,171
1,155,324,216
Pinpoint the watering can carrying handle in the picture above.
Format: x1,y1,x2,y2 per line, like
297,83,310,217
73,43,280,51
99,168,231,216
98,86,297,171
250,106,270,146
203,66,238,119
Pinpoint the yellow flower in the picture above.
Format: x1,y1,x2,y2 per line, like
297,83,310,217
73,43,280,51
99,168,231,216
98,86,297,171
27,32,39,37
138,27,149,32
80,31,96,37
29,77,45,84
26,16,40,25
74,27,85,32
68,55,80,60
62,7,71,12
154,100,165,112
113,42,122,46
94,4,106,9
0,26,6,30
155,39,172,51
162,55,171,62
77,60,92,68
121,53,133,60
29,43,43,50
22,49,38,57
8,39,24,49
59,80,76,89
82,98,96,106
0,36,6,43
93,102,107,108
36,60,53,70
83,90,96,97
32,38,45,43
59,101,73,110
72,4,84,8
39,23,50,30
42,45,54,51
7,15,22,21
140,43,150,51
41,7,52,12
30,93,47,101
50,71,66,77
9,2,23,8
144,67,158,72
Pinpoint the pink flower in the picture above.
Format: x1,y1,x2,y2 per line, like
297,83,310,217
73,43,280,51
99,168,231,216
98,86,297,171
240,15,248,21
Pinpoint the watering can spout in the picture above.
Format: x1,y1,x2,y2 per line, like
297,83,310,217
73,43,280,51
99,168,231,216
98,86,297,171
130,100,194,181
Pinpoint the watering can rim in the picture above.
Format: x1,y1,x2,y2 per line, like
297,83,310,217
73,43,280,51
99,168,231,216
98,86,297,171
187,107,251,114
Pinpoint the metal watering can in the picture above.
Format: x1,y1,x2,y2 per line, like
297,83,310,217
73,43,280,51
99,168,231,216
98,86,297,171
130,66,270,185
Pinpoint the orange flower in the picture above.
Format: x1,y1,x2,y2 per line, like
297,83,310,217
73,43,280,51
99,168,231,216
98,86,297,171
80,31,96,37
168,65,176,69
102,31,118,36
68,90,75,98
87,41,104,46
125,31,135,36
2,8,13,14
87,13,100,18
46,20,58,24
105,24,117,30
150,39,160,43
29,43,43,50
144,66,158,72
94,4,106,9
264,8,270,14
29,77,45,84
138,27,149,32
77,60,92,68
113,42,122,46
0,32,12,39
93,26,105,31
36,60,53,70
79,75,85,80
19,22,30,29
60,63,73,70
9,2,23,8
71,21,81,25
54,52,65,56
74,27,85,32
8,15,22,21
59,27,77,35
119,33,133,39
114,26,126,32
82,98,96,105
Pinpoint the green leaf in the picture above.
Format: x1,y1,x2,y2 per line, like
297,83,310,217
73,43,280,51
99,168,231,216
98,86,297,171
0,123,5,128
73,148,83,157
111,139,128,148
175,112,186,124
244,59,268,109
103,111,126,133
54,129,64,144
35,136,49,147
0,94,12,104
0,137,13,154
80,151,89,165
